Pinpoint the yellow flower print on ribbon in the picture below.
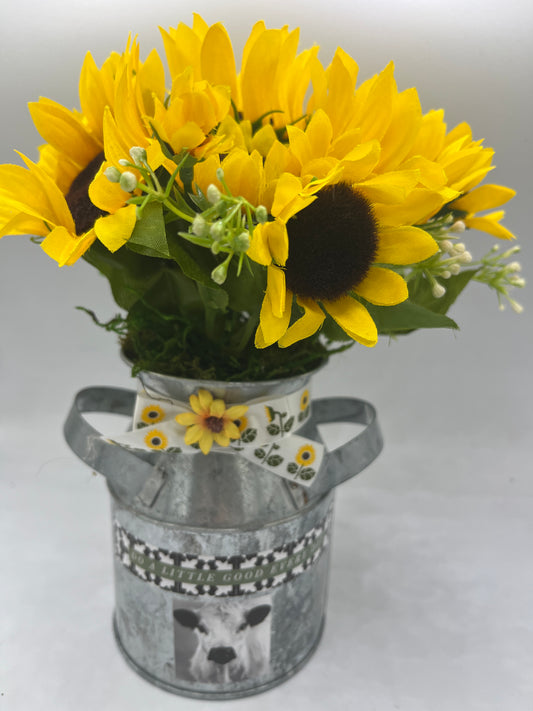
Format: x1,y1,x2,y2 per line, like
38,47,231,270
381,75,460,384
234,415,248,433
175,389,248,455
144,429,168,450
141,404,165,425
300,390,310,411
295,444,316,466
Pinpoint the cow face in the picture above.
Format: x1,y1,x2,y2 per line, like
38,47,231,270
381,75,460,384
174,601,271,683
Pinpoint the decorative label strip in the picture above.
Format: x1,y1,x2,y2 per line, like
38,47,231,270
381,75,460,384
108,385,324,487
114,512,331,597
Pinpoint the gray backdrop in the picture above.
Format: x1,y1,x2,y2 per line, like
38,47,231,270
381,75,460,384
1,1,532,709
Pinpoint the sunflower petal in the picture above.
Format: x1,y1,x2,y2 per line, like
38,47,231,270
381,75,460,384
247,223,272,266
323,295,377,347
451,184,516,212
375,225,438,265
225,405,249,420
29,98,101,170
210,399,226,417
94,204,137,252
213,432,231,447
41,225,96,266
279,298,325,348
464,212,515,240
175,412,200,426
354,267,408,306
197,389,213,411
189,394,202,414
200,23,238,100
198,431,214,455
223,422,241,441
184,423,203,445
256,283,292,348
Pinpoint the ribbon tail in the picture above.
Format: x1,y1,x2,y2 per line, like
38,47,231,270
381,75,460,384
238,434,324,488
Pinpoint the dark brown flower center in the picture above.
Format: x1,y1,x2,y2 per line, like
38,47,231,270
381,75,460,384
284,183,379,302
65,151,107,235
205,415,225,433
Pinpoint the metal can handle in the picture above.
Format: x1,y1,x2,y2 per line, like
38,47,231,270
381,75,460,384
64,386,383,499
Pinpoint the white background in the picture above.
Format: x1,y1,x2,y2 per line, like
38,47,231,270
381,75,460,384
1,1,532,709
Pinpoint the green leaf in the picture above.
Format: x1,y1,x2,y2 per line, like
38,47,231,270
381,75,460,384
223,257,266,312
127,202,170,258
254,448,266,459
409,269,478,315
198,282,228,312
266,454,284,467
287,462,299,474
267,423,281,436
299,467,316,481
240,428,257,443
284,416,294,433
366,300,459,335
320,314,353,342
83,241,166,311
167,233,216,285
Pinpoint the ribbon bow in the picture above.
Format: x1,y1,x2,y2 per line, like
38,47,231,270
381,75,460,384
108,384,324,487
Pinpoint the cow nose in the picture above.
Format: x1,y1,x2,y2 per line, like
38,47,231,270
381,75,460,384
208,646,237,665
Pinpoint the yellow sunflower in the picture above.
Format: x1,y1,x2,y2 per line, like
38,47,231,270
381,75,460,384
144,429,168,450
295,445,316,466
234,415,249,433
300,390,310,411
141,404,166,425
249,172,439,348
175,389,249,455
161,16,317,132
0,39,163,264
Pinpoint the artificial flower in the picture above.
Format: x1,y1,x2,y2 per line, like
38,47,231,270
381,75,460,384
0,39,159,263
176,389,249,454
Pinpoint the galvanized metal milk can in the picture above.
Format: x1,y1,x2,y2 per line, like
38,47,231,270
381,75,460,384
64,368,382,699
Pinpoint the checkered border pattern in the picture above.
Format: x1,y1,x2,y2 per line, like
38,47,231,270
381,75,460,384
114,510,331,597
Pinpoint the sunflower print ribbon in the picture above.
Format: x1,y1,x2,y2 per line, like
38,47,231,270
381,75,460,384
108,385,324,487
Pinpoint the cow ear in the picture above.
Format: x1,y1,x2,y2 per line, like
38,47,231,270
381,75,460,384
246,604,271,627
174,609,199,629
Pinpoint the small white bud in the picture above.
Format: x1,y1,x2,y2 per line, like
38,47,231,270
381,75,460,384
458,250,473,264
206,183,221,205
119,171,138,193
507,261,522,273
502,246,520,259
441,270,452,279
211,262,228,285
450,263,461,275
255,205,268,224
234,231,251,252
453,242,466,254
509,276,526,288
215,168,225,181
432,283,446,298
118,159,130,166
440,239,454,254
510,299,524,314
210,221,225,241
451,220,466,233
129,146,147,166
104,166,121,183
191,215,208,237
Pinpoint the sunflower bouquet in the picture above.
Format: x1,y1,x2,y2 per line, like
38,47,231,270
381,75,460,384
0,15,523,381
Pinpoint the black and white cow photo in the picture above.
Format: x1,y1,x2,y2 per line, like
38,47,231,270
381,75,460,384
173,596,272,684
